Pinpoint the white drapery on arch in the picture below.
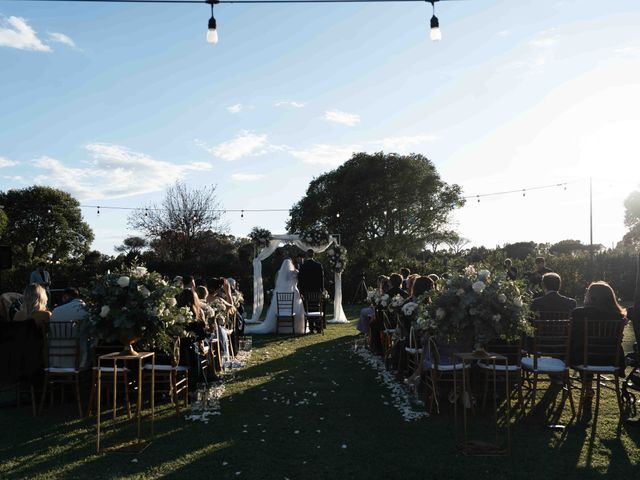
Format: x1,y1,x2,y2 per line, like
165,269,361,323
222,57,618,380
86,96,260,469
247,234,348,324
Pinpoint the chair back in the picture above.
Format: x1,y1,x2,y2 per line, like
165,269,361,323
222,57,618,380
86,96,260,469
486,337,522,366
535,310,572,321
276,292,295,316
581,317,625,368
531,318,572,365
302,291,323,314
628,307,640,353
46,321,79,369
0,319,44,384
408,326,419,350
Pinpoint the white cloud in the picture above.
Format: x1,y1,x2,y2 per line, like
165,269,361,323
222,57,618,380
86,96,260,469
226,103,244,114
372,134,436,152
0,16,50,52
31,144,212,201
0,156,18,168
198,131,281,161
47,32,77,49
323,110,360,127
2,175,23,182
275,100,306,108
528,30,558,49
289,144,361,166
231,173,265,182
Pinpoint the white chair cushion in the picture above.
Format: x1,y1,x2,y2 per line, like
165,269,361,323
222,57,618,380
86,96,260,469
427,363,471,372
384,329,397,334
277,310,294,316
46,367,80,373
521,356,567,373
174,366,189,372
305,312,323,317
405,348,423,355
144,364,173,371
574,364,617,373
477,362,520,372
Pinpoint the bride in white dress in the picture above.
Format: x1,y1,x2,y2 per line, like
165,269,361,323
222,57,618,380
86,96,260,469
245,258,306,334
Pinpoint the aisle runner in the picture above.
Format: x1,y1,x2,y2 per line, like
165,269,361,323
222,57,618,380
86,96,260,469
354,348,429,422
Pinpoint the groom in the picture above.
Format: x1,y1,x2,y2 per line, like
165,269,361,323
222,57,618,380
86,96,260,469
298,249,324,333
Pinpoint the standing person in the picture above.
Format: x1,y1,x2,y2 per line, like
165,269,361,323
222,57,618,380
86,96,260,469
504,258,518,280
298,249,324,333
30,261,51,304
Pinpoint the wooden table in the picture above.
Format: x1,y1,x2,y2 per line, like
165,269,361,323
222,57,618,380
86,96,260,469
96,351,155,453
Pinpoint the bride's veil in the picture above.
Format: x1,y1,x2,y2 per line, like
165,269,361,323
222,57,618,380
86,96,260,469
275,258,295,291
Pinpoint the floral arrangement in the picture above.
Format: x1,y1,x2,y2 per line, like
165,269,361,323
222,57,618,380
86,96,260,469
416,266,532,347
326,245,347,273
79,265,193,355
299,225,330,247
249,227,272,250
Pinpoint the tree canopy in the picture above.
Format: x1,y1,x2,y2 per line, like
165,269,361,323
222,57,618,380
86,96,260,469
623,190,640,247
129,181,227,261
0,186,94,264
287,152,464,256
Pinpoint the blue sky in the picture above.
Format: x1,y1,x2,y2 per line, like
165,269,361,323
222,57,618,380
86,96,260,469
1,0,640,254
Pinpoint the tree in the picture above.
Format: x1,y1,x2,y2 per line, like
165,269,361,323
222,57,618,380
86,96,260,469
446,236,470,255
287,152,464,256
0,186,94,263
0,209,7,237
115,236,149,256
623,190,640,247
549,239,587,256
503,241,537,260
128,181,226,261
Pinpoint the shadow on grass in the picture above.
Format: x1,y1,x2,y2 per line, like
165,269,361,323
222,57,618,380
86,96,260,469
1,322,639,479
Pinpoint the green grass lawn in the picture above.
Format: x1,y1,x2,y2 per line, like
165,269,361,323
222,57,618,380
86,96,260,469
1,307,639,479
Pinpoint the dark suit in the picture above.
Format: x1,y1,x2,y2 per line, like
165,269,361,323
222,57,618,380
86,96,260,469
298,259,324,294
531,291,577,316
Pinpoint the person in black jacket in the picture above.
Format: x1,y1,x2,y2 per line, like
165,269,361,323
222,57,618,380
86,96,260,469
531,273,577,316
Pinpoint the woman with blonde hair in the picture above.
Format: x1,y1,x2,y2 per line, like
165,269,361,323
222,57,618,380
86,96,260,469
13,283,51,326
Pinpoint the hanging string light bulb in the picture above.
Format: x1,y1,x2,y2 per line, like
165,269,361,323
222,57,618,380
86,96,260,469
97,206,100,216
206,0,219,45
429,1,442,42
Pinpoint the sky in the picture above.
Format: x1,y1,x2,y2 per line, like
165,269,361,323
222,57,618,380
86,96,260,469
1,0,640,254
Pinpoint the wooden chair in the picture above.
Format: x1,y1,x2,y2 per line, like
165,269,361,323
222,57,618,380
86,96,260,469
520,316,575,415
479,338,523,410
0,319,43,416
143,338,189,413
275,292,295,335
573,317,626,418
421,336,471,414
381,312,398,368
87,345,132,418
623,307,640,404
39,321,89,416
303,292,324,335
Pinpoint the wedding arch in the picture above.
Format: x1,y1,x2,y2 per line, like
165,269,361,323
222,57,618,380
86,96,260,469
246,234,348,324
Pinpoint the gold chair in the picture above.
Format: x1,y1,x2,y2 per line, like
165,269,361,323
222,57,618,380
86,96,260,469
39,321,89,416
275,292,295,335
302,292,324,335
574,317,626,418
422,337,471,414
405,326,422,373
520,316,575,415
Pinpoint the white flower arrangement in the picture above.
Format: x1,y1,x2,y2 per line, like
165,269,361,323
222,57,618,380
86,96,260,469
402,301,419,317
117,276,130,288
326,245,348,273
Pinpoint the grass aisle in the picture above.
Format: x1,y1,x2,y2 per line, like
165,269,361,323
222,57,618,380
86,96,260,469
1,313,639,479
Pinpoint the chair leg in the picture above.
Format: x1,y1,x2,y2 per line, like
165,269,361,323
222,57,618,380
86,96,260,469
531,372,538,410
517,373,524,410
614,373,623,414
565,371,575,416
578,371,586,419
39,373,49,415
87,372,97,417
123,371,132,419
75,375,83,417
30,385,37,417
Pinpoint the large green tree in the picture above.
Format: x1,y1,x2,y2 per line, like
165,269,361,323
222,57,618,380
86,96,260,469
287,151,464,260
0,186,94,263
623,190,640,247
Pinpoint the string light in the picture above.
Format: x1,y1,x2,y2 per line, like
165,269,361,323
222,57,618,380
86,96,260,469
206,0,218,44
429,0,442,42
97,206,100,216
522,189,526,197
241,209,244,219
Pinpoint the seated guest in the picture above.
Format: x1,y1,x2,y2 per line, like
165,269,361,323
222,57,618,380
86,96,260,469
13,283,51,327
427,274,440,291
0,292,22,321
195,286,216,323
531,273,577,317
570,281,626,375
400,267,411,290
504,258,518,280
205,277,235,362
50,288,90,368
182,274,196,291
357,275,389,335
387,273,409,299
227,278,245,351
406,274,420,298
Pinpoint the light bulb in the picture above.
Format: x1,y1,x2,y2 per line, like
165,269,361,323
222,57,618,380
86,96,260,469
207,16,218,44
430,15,442,42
